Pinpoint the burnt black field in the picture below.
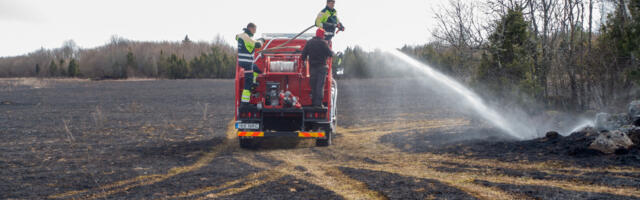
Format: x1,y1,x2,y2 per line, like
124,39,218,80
1,78,639,199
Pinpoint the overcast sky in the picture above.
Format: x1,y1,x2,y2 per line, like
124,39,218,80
0,0,450,57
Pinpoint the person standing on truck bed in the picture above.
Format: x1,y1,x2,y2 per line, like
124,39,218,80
302,29,333,109
315,0,344,42
236,23,264,107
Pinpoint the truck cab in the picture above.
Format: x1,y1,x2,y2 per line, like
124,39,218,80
234,33,337,148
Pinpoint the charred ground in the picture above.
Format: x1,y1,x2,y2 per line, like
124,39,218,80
1,78,639,199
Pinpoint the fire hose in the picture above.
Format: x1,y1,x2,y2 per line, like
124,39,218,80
258,25,316,54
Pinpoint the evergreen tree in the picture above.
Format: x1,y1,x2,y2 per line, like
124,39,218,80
342,47,369,78
59,59,67,77
48,60,58,77
167,54,190,79
111,61,127,79
125,51,137,78
183,35,191,44
67,59,80,77
478,8,536,98
602,0,640,84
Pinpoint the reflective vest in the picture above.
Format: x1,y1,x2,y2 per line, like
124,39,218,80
315,7,339,34
236,30,262,67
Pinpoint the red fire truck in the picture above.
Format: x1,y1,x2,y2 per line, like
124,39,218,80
235,33,337,148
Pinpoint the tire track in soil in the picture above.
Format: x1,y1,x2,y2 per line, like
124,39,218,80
234,154,388,200
229,118,516,200
49,120,239,199
230,117,639,200
322,118,517,200
50,117,640,200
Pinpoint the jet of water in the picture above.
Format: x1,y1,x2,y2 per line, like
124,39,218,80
387,49,533,139
566,120,594,135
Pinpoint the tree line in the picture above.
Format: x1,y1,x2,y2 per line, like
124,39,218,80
0,35,236,79
338,0,640,111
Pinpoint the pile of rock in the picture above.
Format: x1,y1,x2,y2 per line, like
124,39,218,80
585,100,640,154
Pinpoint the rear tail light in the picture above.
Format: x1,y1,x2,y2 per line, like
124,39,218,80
240,112,260,119
306,112,327,119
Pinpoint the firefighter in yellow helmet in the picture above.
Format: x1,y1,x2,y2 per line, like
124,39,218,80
236,23,264,107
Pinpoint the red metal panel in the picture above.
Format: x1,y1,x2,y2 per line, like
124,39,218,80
234,38,332,120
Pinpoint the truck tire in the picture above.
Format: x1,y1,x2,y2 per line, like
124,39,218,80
317,78,337,148
316,131,332,147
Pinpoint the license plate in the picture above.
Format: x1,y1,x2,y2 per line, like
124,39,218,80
237,123,260,130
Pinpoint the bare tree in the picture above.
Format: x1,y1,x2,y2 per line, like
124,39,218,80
432,0,487,49
62,40,78,59
431,0,488,75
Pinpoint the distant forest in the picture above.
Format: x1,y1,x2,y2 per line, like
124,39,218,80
0,35,236,79
338,0,640,111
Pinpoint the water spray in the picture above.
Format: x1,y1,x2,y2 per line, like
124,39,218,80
567,120,594,135
386,49,534,139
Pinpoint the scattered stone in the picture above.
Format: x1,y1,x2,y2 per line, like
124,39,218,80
588,130,634,154
576,126,598,137
545,131,561,140
566,128,602,157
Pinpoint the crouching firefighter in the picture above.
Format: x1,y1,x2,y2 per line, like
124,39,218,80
315,0,345,42
302,29,333,109
236,23,264,107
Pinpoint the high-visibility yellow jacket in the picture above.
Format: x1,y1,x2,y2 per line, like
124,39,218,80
315,7,340,31
236,29,263,67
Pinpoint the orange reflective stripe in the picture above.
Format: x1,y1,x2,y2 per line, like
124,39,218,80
298,132,325,138
238,132,264,137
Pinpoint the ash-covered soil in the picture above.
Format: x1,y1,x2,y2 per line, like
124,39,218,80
2,78,639,199
381,126,640,168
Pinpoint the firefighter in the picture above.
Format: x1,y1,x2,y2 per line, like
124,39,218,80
236,23,264,107
302,29,333,109
315,0,345,41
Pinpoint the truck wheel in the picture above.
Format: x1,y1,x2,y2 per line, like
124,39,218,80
330,78,338,130
239,138,255,149
316,131,332,147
